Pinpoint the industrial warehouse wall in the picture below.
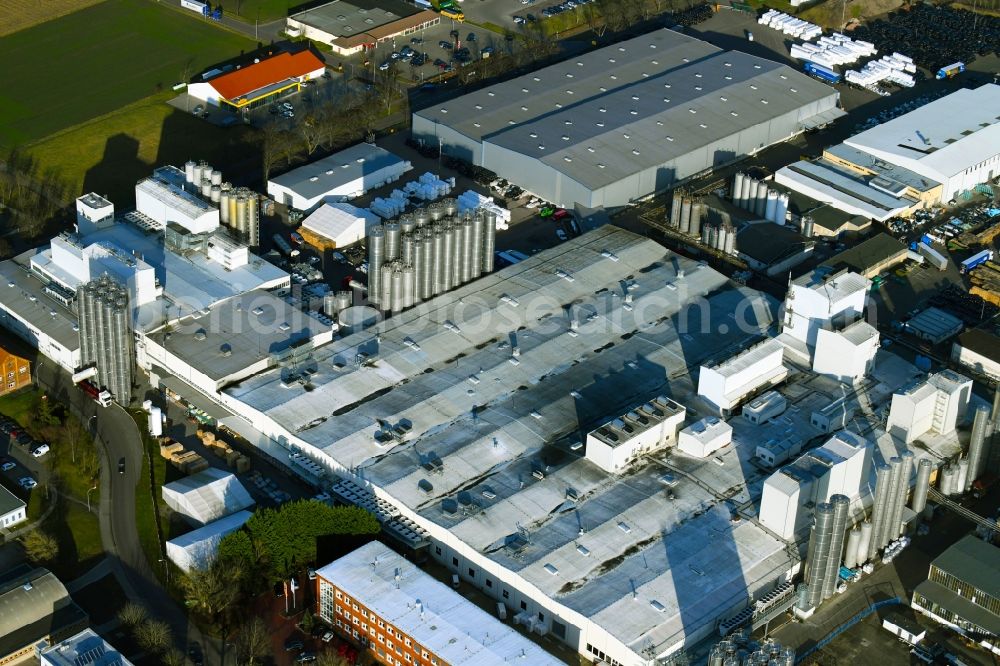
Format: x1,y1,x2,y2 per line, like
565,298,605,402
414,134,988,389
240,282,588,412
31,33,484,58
468,92,840,209
411,115,484,165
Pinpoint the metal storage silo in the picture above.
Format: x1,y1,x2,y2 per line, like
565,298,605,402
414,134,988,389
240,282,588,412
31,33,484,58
417,234,433,300
384,222,401,261
470,212,485,280
715,224,727,252
912,458,933,515
801,216,814,238
442,223,457,292
323,293,339,317
482,211,496,273
200,179,212,198
228,195,239,231
210,169,222,186
775,194,789,225
866,462,892,560
401,265,416,309
679,198,692,234
427,202,443,221
968,405,991,489
739,176,752,210
399,214,416,235
219,190,231,224
889,451,914,541
744,180,758,212
844,527,862,569
379,264,394,311
857,521,873,565
794,583,810,611
390,267,404,313
765,189,778,222
184,160,197,184
689,202,702,238
701,223,712,246
941,464,957,496
193,161,207,185
234,195,248,236
670,190,683,227
245,194,260,247
724,224,736,255
461,219,476,284
336,290,352,312
876,456,903,552
442,198,457,217
401,234,416,266
431,227,446,295
822,495,850,600
414,208,431,228
210,185,221,203
804,501,834,609
956,458,969,495
754,183,768,217
733,173,746,206
368,226,386,305
451,220,465,286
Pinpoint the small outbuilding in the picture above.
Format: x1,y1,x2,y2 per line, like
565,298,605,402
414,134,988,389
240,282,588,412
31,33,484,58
161,467,254,526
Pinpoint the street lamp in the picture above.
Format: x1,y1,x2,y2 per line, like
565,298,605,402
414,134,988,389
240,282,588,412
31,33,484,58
86,482,98,512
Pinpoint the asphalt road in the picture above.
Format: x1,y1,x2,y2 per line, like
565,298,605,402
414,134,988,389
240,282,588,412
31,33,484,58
33,361,209,659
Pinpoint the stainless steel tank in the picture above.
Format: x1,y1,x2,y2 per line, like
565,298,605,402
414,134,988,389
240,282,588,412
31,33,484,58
184,160,197,184
210,169,222,186
379,264,394,311
401,234,416,266
670,190,683,227
431,227,446,295
323,293,338,317
417,234,432,301
210,185,221,203
442,198,457,217
470,212,485,280
368,226,386,305
390,266,404,313
384,222,401,261
442,223,456,292
679,198,692,234
399,214,416,235
689,202,702,238
414,209,431,228
733,173,745,207
401,265,416,309
482,211,496,273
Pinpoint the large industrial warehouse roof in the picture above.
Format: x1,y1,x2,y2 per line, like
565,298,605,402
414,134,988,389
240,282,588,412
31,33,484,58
415,29,840,190
318,542,563,665
226,226,793,656
844,84,1000,179
268,143,409,201
290,0,419,37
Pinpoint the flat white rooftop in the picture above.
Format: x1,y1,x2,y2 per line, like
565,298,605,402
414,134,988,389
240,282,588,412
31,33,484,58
317,542,563,665
38,629,134,666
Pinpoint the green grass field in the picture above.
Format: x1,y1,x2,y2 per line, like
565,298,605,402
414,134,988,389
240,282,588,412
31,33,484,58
0,0,255,147
216,0,297,22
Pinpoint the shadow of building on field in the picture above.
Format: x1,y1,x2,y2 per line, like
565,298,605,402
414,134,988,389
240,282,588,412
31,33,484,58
82,134,145,208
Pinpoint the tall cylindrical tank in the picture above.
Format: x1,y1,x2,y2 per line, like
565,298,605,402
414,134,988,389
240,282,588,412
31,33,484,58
442,198,458,217
401,265,417,309
200,179,212,198
482,211,496,273
739,176,751,210
390,267,404,314
888,451,913,541
701,223,712,246
192,162,206,186
246,195,259,246
379,264,394,312
417,234,433,301
794,582,810,611
879,456,904,550
733,173,746,207
401,234,416,266
368,226,386,305
822,495,851,601
775,194,789,225
234,196,248,235
744,180,759,212
724,224,736,255
857,521,873,565
967,405,991,489
431,228,446,296
219,191,231,224
399,214,416,235
765,189,779,222
323,293,338,317
754,182,768,217
228,196,239,232
912,458,933,515
470,213,485,280
679,199,692,234
956,458,969,495
670,191,683,228
210,169,222,186
801,216,814,238
941,464,957,496
844,527,862,569
805,502,834,609
338,305,379,336
690,202,702,238
210,185,221,203
414,209,431,228
442,224,457,292
184,160,197,184
867,462,893,560
427,203,443,221
384,222,401,261
716,224,728,252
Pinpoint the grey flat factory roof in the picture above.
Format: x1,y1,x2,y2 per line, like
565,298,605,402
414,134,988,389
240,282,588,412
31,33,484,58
916,579,1000,635
0,566,86,659
824,143,941,193
227,226,793,654
778,160,919,219
417,29,837,191
268,143,408,200
822,232,907,274
736,222,812,265
0,257,80,351
290,0,418,36
147,289,332,383
931,534,1000,599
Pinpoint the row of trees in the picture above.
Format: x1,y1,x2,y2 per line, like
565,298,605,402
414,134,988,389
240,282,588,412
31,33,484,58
0,147,72,243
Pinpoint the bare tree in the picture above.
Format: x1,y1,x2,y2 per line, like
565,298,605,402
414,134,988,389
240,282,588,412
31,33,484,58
163,648,187,666
583,4,609,37
317,653,352,666
374,62,402,116
21,530,58,564
180,562,240,629
259,122,283,183
117,602,148,629
235,617,272,666
134,619,171,654
597,0,629,32
300,115,324,156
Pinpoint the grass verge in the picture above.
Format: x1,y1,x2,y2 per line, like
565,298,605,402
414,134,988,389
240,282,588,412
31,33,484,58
132,410,171,586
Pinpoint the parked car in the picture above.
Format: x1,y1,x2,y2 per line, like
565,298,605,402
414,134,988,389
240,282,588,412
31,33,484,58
410,37,423,44
438,40,452,50
19,477,36,490
193,105,204,115
322,631,335,643
284,639,304,652
0,461,15,472
378,61,391,71
295,653,317,663
118,457,126,474
467,32,476,42
31,443,49,458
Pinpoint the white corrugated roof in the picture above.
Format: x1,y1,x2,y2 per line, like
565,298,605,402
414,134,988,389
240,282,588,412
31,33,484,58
161,468,254,525
301,202,378,243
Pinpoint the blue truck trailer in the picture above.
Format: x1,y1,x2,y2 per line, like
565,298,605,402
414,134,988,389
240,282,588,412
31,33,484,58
961,249,994,273
804,61,841,83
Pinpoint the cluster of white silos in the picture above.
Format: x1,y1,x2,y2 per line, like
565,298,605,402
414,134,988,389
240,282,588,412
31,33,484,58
732,173,788,225
701,221,737,256
367,199,497,313
667,190,704,239
708,635,795,666
184,159,259,246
